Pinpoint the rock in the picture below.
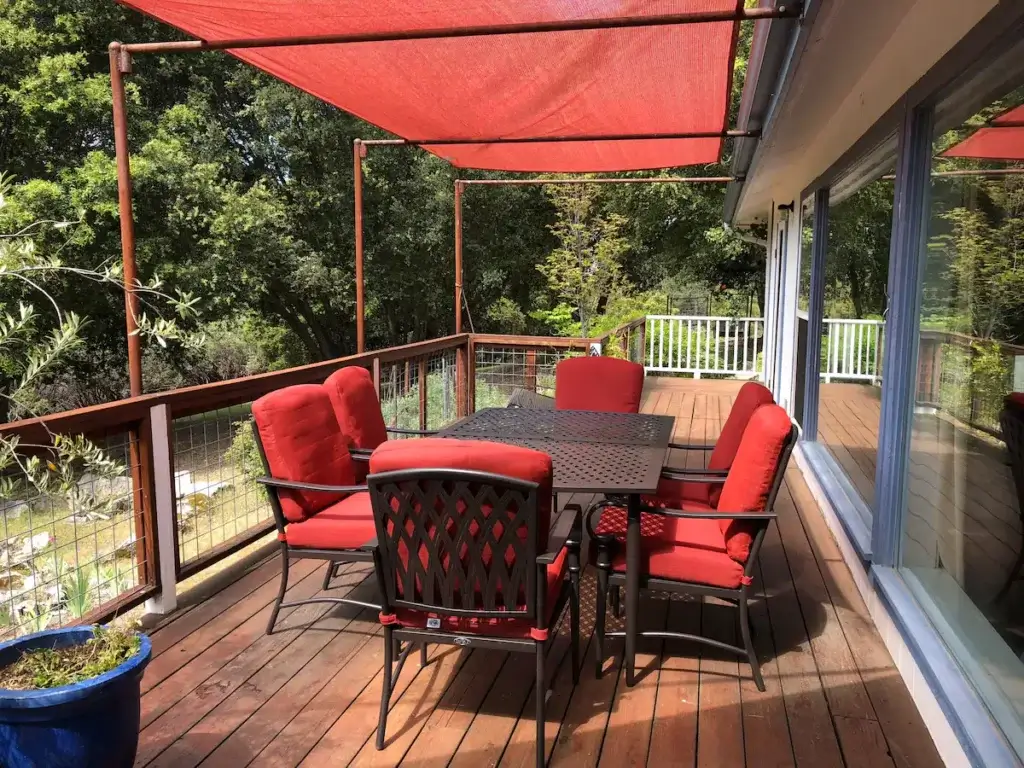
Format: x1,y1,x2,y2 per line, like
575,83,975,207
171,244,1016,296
18,532,53,561
175,471,231,498
1,501,31,521
112,535,136,559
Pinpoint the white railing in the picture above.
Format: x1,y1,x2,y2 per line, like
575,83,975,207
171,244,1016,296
645,316,764,378
822,318,884,384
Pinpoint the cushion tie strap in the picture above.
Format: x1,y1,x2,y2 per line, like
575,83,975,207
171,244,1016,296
740,575,753,586
530,627,549,641
379,612,398,625
277,531,287,542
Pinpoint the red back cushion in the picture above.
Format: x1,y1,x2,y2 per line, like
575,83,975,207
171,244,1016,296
252,384,357,523
369,438,554,535
554,357,645,413
716,404,793,562
324,366,390,450
1007,393,1024,410
707,382,775,506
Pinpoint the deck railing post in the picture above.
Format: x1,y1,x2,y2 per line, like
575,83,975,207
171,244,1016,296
418,357,429,430
467,337,477,413
525,349,538,393
144,403,178,615
456,344,467,418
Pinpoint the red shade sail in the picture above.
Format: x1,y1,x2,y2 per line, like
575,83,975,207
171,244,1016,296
943,104,1024,162
117,1,743,172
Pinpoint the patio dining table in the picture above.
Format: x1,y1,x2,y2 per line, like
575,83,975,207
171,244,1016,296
439,406,676,685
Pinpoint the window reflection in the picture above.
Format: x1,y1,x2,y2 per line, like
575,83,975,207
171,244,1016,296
815,178,894,512
903,88,1024,754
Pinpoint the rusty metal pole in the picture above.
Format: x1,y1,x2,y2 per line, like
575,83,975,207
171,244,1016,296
354,138,366,353
109,43,143,397
454,180,464,335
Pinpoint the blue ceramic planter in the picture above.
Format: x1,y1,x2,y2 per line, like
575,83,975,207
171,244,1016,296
0,627,151,768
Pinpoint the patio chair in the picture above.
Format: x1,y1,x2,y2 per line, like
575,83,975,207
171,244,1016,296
586,403,797,691
554,356,645,413
507,387,555,409
997,398,1024,601
659,380,775,507
366,438,582,768
251,384,380,635
322,365,437,587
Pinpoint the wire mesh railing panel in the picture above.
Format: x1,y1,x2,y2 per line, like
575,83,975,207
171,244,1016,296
426,348,460,430
473,345,581,410
377,360,422,432
0,432,147,638
172,403,274,568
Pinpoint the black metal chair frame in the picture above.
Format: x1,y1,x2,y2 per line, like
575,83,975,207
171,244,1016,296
997,403,1024,601
586,424,797,692
252,423,382,635
367,468,582,768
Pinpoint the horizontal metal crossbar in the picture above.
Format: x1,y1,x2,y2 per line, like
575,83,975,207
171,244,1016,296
120,6,802,54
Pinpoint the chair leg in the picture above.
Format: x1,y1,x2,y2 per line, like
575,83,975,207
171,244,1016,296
321,561,337,591
609,585,621,618
595,567,608,679
377,626,394,750
570,570,581,685
739,591,765,692
420,642,429,667
266,543,289,635
535,641,546,768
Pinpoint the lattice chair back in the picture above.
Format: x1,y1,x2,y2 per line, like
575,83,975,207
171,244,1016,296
554,356,645,413
1001,404,1024,515
367,438,552,620
323,365,389,450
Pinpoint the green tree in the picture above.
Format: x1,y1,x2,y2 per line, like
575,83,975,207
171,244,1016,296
535,183,629,336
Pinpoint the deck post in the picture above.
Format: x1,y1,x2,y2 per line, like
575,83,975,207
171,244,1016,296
354,138,366,353
144,404,178,615
454,181,464,335
109,43,143,397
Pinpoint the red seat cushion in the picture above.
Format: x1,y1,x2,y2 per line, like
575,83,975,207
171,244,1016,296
654,475,715,506
554,357,644,413
1008,393,1024,410
369,438,554,534
284,492,376,550
705,382,775,506
594,505,746,589
717,404,794,562
252,384,357,523
389,547,569,638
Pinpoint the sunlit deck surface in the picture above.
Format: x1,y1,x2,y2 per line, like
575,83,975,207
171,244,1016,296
136,378,943,768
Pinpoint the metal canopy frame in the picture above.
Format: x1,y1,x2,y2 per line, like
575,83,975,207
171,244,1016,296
107,4,800,391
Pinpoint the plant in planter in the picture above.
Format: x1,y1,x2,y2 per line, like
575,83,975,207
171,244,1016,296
0,624,151,767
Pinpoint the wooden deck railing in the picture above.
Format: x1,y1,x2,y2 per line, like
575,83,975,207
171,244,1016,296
0,330,623,635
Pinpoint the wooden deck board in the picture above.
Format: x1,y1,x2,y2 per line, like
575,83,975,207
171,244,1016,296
135,377,943,768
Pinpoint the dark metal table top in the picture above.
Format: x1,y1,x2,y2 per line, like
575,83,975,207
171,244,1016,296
439,408,674,495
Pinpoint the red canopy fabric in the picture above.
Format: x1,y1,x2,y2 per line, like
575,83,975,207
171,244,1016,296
943,104,1024,162
118,1,742,172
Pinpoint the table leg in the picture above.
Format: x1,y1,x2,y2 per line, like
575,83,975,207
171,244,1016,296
624,492,640,687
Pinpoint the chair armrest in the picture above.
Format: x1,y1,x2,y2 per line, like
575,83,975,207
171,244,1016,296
668,441,716,451
660,467,728,481
538,504,582,565
386,427,437,436
349,448,372,463
641,504,777,521
256,477,369,494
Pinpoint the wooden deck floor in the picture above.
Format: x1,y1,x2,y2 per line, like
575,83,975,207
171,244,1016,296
136,378,943,768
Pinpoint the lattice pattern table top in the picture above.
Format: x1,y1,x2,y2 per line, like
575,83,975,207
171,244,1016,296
440,409,675,494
